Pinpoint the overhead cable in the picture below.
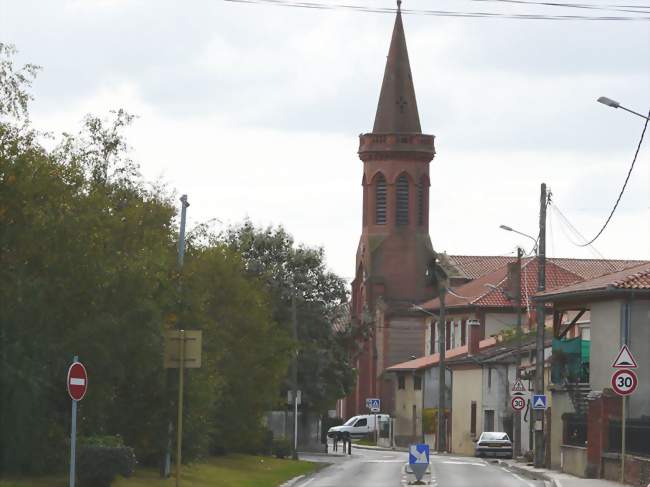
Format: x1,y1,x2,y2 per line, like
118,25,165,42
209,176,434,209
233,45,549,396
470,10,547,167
223,0,650,21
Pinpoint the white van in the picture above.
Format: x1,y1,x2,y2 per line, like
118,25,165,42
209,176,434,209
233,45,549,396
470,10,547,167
327,414,390,439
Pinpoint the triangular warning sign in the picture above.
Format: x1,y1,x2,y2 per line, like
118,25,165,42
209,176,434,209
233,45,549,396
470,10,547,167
511,379,526,393
612,344,638,369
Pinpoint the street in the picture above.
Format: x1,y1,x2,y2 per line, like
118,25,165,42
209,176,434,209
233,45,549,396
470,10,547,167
296,445,549,487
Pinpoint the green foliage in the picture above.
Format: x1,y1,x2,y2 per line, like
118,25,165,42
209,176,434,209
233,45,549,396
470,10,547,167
0,46,293,473
77,444,135,487
271,439,291,459
222,222,356,412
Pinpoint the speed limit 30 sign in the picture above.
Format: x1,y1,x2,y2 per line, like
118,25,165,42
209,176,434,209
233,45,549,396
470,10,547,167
511,396,526,411
611,369,638,396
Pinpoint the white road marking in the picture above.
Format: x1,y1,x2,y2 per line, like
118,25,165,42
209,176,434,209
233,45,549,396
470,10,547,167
441,460,486,467
300,478,315,487
70,378,85,385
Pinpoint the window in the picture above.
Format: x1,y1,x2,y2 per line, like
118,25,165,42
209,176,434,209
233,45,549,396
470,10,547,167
470,401,477,436
414,375,422,390
375,174,387,224
487,367,492,389
461,320,467,346
354,418,367,427
417,176,426,226
398,374,405,390
396,174,409,225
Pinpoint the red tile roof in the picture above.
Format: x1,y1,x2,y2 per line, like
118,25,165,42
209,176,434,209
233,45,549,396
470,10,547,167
446,255,646,281
386,345,468,372
538,262,650,299
420,257,583,311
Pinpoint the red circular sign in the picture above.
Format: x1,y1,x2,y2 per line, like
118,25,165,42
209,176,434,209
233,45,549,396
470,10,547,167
511,396,526,411
67,362,88,401
611,369,637,396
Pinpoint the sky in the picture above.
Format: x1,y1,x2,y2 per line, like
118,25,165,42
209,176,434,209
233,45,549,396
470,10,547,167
1,0,649,280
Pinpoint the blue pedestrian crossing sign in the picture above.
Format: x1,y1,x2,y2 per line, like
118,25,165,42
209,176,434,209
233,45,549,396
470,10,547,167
409,444,429,481
365,398,380,412
532,394,548,410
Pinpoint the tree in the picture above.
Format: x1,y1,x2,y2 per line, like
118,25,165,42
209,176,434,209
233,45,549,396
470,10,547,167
222,221,356,412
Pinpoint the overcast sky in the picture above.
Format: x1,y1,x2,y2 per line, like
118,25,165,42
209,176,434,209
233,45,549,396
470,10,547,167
2,0,649,279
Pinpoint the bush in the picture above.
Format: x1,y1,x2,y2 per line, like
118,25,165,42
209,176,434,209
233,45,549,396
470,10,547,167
272,439,291,459
77,441,136,487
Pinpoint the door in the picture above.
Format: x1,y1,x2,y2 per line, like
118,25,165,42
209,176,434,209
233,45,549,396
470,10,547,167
484,410,495,432
352,417,369,437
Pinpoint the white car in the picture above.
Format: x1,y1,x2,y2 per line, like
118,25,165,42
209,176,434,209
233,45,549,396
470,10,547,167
474,431,513,458
327,414,390,439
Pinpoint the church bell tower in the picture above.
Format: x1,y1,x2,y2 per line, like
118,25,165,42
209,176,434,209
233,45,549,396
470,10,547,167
348,2,437,416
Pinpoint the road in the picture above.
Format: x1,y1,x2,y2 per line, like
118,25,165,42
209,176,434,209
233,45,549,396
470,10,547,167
295,444,549,487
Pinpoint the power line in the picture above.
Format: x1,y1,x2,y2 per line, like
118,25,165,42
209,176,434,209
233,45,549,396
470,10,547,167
576,109,649,246
223,0,650,20
465,0,650,15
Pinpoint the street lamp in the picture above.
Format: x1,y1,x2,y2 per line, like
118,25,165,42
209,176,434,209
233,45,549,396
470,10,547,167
597,96,650,121
499,225,537,253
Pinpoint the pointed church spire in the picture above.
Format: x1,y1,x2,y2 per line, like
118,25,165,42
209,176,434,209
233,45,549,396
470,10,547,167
372,3,422,134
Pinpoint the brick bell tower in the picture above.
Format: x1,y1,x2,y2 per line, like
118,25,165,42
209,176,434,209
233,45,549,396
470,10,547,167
347,2,436,417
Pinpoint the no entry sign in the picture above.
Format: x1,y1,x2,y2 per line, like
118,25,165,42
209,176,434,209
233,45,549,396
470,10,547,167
67,362,88,401
611,369,637,396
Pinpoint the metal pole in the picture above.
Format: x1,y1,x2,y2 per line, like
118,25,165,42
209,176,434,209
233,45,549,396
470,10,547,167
621,395,626,483
514,247,523,458
437,289,446,453
534,183,547,468
176,330,185,487
69,355,79,487
164,195,190,477
291,293,299,460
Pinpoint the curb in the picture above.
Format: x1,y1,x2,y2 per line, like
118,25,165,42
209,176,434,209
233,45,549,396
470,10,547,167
497,459,553,483
279,462,332,487
352,443,409,453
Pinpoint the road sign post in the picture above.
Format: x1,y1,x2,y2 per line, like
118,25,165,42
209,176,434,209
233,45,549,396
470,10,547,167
409,444,429,482
611,344,638,484
67,357,88,487
163,329,202,487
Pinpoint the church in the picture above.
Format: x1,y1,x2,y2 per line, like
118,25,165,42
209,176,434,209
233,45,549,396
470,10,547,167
343,3,438,418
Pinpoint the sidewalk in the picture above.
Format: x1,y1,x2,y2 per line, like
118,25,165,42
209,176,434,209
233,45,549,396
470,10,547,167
498,458,627,487
349,442,408,453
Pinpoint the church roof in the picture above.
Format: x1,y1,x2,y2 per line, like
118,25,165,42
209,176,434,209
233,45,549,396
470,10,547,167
372,7,422,134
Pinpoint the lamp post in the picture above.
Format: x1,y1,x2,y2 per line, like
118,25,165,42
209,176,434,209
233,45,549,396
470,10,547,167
597,97,650,121
499,183,548,469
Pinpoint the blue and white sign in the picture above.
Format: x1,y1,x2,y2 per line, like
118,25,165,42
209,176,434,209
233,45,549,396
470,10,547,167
409,444,429,481
532,394,548,410
409,444,429,464
366,398,380,412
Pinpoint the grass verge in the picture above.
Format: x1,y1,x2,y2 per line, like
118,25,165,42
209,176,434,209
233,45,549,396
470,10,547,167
0,454,321,487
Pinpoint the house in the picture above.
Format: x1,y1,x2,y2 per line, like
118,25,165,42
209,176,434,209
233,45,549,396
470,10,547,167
537,262,650,486
383,255,643,457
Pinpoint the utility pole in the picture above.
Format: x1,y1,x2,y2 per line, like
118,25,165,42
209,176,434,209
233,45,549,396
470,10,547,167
163,194,189,478
513,246,523,458
534,183,547,468
291,293,299,460
436,287,447,453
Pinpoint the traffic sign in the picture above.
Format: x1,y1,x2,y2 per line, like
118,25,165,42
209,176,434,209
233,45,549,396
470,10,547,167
532,394,547,410
612,345,637,369
366,398,380,412
511,396,526,411
611,369,638,396
409,444,429,481
511,379,527,394
67,361,88,401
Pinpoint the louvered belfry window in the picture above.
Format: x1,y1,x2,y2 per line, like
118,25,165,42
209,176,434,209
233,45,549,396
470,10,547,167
396,174,409,225
375,174,387,224
417,177,425,226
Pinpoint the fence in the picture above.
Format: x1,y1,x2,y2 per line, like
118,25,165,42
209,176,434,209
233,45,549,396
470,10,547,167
607,417,650,457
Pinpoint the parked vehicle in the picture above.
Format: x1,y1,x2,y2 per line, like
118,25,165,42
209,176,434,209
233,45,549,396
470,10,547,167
474,431,513,458
327,414,390,439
